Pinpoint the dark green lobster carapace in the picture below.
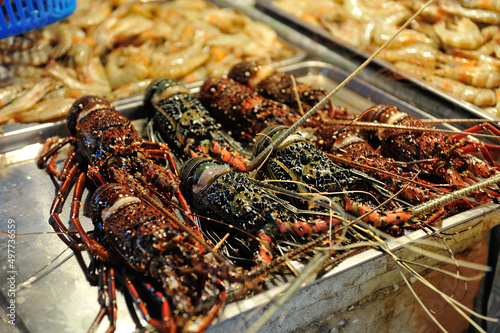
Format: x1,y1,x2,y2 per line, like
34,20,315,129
180,157,337,265
144,78,249,171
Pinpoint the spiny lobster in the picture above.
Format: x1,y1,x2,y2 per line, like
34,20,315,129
37,96,237,332
357,104,500,199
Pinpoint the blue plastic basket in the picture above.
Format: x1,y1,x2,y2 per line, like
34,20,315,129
0,0,76,39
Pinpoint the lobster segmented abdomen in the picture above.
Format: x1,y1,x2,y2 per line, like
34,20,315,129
180,157,335,264
198,76,300,141
152,94,221,155
196,171,285,234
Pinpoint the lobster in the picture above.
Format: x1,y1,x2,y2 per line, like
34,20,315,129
228,60,352,120
317,126,446,205
144,78,346,265
37,96,234,332
143,78,249,171
251,125,420,235
179,157,345,265
197,76,304,142
357,104,500,198
89,182,229,332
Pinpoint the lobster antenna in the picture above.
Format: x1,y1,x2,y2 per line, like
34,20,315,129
412,173,500,217
249,0,437,168
16,245,76,292
421,119,498,125
323,121,500,141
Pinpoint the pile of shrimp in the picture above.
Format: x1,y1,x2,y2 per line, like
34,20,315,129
270,0,500,117
0,0,296,124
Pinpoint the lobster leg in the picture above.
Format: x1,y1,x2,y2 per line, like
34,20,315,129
69,172,113,261
192,278,227,333
448,123,500,168
123,276,169,330
345,197,411,224
48,163,84,249
449,122,500,139
138,141,207,237
46,160,112,262
139,141,192,207
37,136,73,170
89,264,118,333
150,288,176,333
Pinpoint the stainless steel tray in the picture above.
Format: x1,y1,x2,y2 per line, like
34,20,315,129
256,0,500,123
0,61,498,333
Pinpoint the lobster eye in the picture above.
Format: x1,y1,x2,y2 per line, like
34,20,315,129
66,96,111,136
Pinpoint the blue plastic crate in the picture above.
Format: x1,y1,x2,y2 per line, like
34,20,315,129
0,0,76,39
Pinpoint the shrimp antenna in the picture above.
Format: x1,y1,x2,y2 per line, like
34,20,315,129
248,0,437,169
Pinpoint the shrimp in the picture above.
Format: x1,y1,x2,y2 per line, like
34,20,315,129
320,14,368,49
441,0,500,24
41,23,77,59
105,46,150,89
343,0,411,25
452,48,500,68
378,43,442,66
434,17,485,49
149,40,210,80
395,59,500,89
68,0,112,29
273,0,344,27
202,8,251,34
112,79,154,99
434,65,500,89
0,79,57,124
426,75,497,106
0,33,49,66
13,98,75,123
482,87,500,117
102,14,155,50
93,2,139,54
371,23,437,49
0,80,35,108
47,62,114,99
82,57,112,93
459,0,500,11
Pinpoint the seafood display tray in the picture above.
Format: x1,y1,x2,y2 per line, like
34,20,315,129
255,0,500,123
0,61,498,333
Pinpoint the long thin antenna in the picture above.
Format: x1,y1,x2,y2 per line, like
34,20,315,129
412,173,500,216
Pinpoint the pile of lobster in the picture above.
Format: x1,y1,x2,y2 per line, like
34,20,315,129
36,59,500,332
